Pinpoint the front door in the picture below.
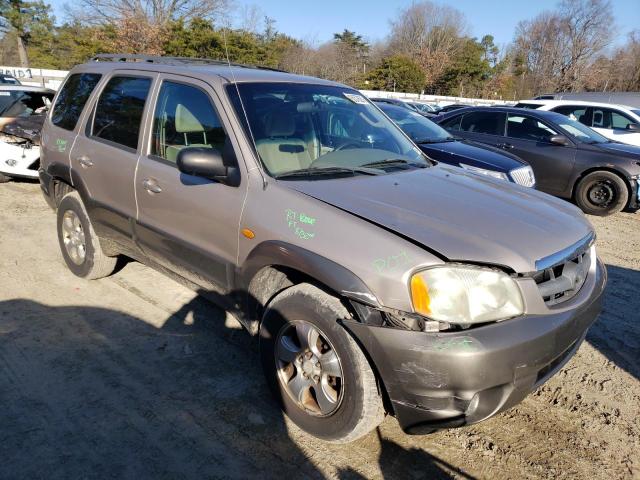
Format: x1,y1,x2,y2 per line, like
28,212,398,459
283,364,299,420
504,113,576,194
134,76,247,293
70,71,156,246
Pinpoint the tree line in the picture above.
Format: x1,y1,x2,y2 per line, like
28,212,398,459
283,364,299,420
1,0,638,99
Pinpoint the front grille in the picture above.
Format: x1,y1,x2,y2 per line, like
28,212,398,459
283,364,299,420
532,247,591,306
510,166,536,187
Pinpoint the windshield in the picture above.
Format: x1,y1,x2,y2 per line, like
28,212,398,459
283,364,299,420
555,115,611,143
227,83,427,177
378,104,452,143
632,109,640,117
0,90,53,117
0,75,20,85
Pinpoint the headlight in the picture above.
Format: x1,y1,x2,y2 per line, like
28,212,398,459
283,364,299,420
5,159,17,167
459,163,509,181
410,265,524,325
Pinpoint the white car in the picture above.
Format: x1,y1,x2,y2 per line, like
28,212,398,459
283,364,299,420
0,85,55,182
515,99,640,146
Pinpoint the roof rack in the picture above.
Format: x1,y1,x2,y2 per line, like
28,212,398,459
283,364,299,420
90,54,286,72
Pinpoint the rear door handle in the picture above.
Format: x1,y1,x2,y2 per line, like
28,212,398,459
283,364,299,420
497,143,514,149
142,178,162,194
77,156,93,168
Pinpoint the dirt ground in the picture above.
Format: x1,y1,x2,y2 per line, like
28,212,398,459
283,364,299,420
0,180,638,480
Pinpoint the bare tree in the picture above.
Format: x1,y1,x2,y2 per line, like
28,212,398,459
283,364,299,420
512,0,613,94
388,1,468,86
72,0,232,27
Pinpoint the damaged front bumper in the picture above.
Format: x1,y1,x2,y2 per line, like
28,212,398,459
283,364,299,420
0,141,40,179
344,258,606,434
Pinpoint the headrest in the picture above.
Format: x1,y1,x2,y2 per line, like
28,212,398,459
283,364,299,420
175,104,204,133
522,117,538,129
593,111,603,122
264,111,295,137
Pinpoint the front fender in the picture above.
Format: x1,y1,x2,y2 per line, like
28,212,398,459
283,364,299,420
240,240,380,308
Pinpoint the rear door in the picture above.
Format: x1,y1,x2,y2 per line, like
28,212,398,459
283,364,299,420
134,75,247,293
505,113,576,194
41,72,103,177
70,71,156,247
443,110,507,148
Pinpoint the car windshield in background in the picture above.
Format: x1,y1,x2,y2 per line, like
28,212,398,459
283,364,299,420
0,75,20,85
632,109,640,117
0,90,53,117
227,83,427,178
555,115,611,144
378,104,452,143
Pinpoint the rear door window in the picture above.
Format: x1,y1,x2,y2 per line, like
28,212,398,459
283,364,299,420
507,114,558,142
91,76,151,150
459,111,506,136
439,114,463,131
151,81,226,163
51,73,102,130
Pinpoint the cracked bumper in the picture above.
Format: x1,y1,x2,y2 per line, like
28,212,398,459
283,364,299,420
345,258,607,434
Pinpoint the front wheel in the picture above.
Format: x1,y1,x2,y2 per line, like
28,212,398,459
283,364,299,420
259,283,384,443
575,171,628,216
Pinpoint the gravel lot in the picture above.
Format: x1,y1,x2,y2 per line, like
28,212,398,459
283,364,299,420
1,181,638,480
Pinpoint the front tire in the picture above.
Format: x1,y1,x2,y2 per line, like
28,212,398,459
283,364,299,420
56,192,117,279
259,283,384,443
575,171,628,216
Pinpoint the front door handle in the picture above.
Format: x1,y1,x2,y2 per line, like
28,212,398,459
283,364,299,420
142,178,162,194
497,143,514,149
77,156,93,168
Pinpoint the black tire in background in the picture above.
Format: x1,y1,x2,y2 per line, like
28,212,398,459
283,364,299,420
259,283,384,443
575,170,628,216
56,191,117,279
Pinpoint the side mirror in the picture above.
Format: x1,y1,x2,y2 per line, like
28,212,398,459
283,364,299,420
550,134,571,146
177,147,240,186
626,123,640,132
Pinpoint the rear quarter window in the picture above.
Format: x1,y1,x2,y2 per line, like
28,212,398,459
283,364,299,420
51,73,102,130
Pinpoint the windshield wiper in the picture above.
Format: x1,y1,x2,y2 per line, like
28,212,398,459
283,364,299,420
274,166,381,179
413,137,455,144
361,158,427,169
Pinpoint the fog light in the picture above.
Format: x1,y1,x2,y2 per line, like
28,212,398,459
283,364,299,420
6,159,17,167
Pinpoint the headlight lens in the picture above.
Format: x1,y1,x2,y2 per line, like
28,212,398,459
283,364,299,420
410,265,524,324
459,163,509,181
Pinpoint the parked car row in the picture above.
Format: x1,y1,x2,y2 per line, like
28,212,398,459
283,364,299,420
434,106,640,216
34,55,607,444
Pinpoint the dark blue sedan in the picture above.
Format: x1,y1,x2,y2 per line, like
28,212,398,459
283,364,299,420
375,102,536,188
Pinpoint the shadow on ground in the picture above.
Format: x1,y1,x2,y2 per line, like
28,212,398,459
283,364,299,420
0,296,469,479
587,264,640,382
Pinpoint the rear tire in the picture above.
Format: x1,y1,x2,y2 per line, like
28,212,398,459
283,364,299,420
575,171,628,216
56,192,117,279
259,283,384,443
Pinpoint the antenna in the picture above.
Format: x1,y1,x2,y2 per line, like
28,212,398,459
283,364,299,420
221,28,268,189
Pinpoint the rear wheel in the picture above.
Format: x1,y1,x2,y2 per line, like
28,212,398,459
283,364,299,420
575,171,628,216
259,283,384,443
57,192,117,279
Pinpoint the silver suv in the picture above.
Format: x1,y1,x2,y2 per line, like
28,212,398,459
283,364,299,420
39,55,606,443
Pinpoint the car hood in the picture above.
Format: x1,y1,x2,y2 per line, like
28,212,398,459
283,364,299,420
594,141,640,158
418,140,525,171
286,165,593,272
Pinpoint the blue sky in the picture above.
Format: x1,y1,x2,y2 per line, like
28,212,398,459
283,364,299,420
48,0,639,48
